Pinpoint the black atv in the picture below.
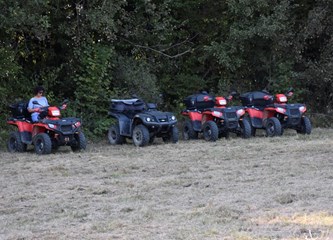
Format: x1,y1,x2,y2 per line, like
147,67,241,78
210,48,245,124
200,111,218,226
108,98,179,147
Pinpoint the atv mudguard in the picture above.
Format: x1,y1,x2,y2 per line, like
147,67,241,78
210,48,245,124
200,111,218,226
183,111,202,132
109,112,132,137
191,120,202,132
245,108,264,128
7,120,33,144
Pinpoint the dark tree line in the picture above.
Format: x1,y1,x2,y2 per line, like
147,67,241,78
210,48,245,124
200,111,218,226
1,0,332,140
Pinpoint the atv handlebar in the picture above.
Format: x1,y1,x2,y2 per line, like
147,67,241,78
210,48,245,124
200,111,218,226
129,95,158,110
285,88,294,97
32,99,69,110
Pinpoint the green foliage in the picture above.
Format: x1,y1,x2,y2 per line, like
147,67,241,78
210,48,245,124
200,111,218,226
205,0,294,92
0,47,24,105
293,1,333,113
112,56,160,102
71,43,114,139
160,73,206,108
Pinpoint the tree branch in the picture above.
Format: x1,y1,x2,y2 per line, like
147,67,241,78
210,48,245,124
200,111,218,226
120,37,194,59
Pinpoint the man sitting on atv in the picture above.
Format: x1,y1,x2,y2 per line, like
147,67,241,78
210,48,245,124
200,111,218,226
27,86,49,122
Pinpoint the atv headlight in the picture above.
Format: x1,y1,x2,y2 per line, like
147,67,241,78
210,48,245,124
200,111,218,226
146,117,155,122
276,107,286,114
299,106,306,113
171,115,176,121
236,109,245,117
212,111,223,117
48,124,56,129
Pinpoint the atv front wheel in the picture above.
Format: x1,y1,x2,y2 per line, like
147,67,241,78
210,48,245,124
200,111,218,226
132,124,150,147
163,126,179,143
183,120,198,140
265,117,282,137
171,126,179,143
71,132,87,152
297,116,312,135
108,124,125,144
202,121,219,141
244,117,256,136
240,118,251,138
7,131,27,153
34,133,52,155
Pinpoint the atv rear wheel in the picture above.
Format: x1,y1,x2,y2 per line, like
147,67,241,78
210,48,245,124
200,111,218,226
108,124,125,144
163,126,179,143
7,131,27,153
297,116,312,135
240,118,251,138
265,117,282,137
183,120,198,140
34,133,52,155
132,124,150,147
202,121,219,141
71,132,87,152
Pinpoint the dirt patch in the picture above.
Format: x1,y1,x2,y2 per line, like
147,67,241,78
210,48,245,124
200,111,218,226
1,128,333,239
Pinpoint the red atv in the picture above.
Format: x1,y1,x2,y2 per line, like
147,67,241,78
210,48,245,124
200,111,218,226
181,92,251,141
7,100,87,154
239,88,312,137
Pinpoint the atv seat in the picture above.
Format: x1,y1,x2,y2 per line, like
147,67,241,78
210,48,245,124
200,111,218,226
112,99,140,104
110,98,145,113
240,91,274,107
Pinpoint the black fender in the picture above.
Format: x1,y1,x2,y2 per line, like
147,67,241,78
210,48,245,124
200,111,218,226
247,116,263,128
109,112,132,137
191,120,202,132
21,131,32,144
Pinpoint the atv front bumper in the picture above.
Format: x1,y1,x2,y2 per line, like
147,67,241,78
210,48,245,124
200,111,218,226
144,121,177,134
277,105,304,128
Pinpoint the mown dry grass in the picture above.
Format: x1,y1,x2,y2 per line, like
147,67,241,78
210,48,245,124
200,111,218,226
1,128,333,240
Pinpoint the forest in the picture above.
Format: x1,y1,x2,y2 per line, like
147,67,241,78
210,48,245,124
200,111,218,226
0,0,332,141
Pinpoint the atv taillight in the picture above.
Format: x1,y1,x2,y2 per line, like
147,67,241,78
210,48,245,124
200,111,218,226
218,99,227,106
236,109,245,117
276,107,286,114
276,94,287,103
52,110,60,116
264,95,271,100
215,97,227,106
299,106,306,113
48,107,61,117
74,121,81,128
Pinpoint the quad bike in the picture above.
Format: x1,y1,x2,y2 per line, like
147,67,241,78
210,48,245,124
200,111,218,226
239,88,312,137
108,98,178,147
7,100,87,154
181,92,251,141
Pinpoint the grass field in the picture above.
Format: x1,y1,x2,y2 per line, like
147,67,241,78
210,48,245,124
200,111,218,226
1,128,333,239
